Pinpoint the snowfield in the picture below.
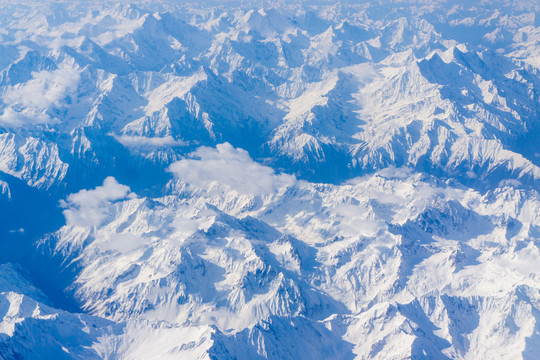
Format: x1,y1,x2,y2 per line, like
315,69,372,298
0,1,539,359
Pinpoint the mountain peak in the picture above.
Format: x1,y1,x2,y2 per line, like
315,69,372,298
1,2,540,359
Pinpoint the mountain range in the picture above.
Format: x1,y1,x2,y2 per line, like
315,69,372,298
0,1,539,359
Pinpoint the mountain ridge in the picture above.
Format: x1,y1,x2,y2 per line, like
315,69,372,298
0,1,539,359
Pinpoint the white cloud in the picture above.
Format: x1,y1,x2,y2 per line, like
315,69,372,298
3,64,80,108
0,64,80,127
114,134,189,148
498,179,522,188
94,233,147,253
374,166,414,179
168,143,296,195
61,177,134,227
466,170,477,179
0,107,55,127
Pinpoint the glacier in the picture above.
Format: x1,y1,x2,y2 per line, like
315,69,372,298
0,0,540,359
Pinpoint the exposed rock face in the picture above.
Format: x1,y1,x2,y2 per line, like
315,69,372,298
1,1,540,359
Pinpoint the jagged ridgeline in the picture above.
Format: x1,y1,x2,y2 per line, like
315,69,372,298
0,1,539,359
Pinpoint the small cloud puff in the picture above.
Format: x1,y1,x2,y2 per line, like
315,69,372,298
61,177,134,227
113,134,189,148
168,143,295,196
498,179,522,188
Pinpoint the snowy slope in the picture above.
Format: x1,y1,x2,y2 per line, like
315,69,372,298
0,1,539,359
1,1,540,189
44,147,540,359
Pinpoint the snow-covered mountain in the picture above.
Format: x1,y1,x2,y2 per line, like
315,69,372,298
1,1,540,359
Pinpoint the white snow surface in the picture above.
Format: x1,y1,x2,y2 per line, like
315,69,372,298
0,1,539,359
